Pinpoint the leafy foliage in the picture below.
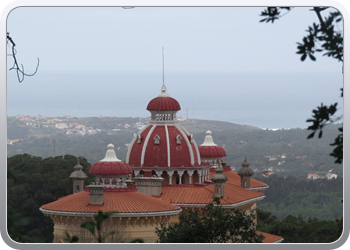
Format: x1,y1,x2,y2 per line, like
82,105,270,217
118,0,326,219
259,7,343,164
156,199,264,243
306,90,343,164
262,214,341,243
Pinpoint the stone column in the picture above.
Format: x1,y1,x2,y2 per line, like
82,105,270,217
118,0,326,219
187,170,194,184
167,170,174,185
177,170,184,185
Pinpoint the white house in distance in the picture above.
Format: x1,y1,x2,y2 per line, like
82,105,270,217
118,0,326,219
326,173,337,180
307,174,320,180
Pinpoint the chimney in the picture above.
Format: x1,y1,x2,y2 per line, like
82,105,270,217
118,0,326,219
133,170,163,196
87,182,104,205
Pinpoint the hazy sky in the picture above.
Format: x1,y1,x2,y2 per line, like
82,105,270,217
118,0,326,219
6,6,343,74
5,5,344,129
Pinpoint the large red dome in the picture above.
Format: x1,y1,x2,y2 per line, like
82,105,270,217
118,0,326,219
127,124,201,168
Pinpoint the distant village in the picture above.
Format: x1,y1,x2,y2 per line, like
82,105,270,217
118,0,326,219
259,154,337,180
12,114,154,135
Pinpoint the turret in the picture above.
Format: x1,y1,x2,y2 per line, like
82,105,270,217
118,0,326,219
211,160,228,198
237,157,254,189
69,159,88,194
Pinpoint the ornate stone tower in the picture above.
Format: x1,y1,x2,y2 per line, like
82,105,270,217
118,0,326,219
69,160,88,194
211,160,228,198
237,157,254,189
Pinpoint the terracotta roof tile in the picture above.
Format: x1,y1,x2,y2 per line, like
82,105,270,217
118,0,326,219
160,182,264,205
41,190,180,214
257,231,284,243
210,171,268,188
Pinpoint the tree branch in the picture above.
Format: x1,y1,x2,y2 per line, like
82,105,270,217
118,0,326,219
7,33,39,83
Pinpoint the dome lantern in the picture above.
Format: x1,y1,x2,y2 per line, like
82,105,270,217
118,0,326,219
147,85,181,122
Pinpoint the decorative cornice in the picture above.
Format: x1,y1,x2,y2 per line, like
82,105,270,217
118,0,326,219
39,208,182,218
172,196,265,209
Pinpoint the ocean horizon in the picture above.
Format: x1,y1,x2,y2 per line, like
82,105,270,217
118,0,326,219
7,71,343,130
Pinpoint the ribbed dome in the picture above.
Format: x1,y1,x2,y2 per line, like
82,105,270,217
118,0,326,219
198,131,226,158
89,144,133,176
126,123,201,168
90,161,133,176
146,85,181,111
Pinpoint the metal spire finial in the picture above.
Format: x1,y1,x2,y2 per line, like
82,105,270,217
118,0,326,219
162,47,165,87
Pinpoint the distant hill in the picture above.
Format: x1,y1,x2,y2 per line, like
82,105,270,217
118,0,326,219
180,119,261,133
7,116,342,178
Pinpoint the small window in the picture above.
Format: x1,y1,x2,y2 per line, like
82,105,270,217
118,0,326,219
176,134,182,144
137,134,142,144
154,134,160,144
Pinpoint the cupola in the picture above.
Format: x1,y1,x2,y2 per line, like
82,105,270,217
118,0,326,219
90,144,133,188
147,85,181,122
198,131,226,160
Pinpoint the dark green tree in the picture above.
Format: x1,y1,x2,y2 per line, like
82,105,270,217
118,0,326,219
156,199,264,243
268,214,340,243
7,153,92,242
260,7,343,164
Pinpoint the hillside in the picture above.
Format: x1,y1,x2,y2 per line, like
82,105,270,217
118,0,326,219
7,115,342,177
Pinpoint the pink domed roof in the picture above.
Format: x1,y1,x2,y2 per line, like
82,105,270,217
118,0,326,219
126,124,201,168
198,131,226,158
146,85,181,111
89,144,133,176
198,146,226,158
90,161,133,176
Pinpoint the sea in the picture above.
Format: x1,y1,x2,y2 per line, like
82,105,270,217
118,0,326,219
6,71,343,130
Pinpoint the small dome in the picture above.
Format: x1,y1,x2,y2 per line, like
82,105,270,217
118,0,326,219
146,85,181,111
69,160,88,179
89,161,133,176
237,158,254,177
198,131,226,158
211,161,228,183
90,144,133,176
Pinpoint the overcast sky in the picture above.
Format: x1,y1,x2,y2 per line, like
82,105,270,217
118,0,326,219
3,4,345,130
6,6,343,74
